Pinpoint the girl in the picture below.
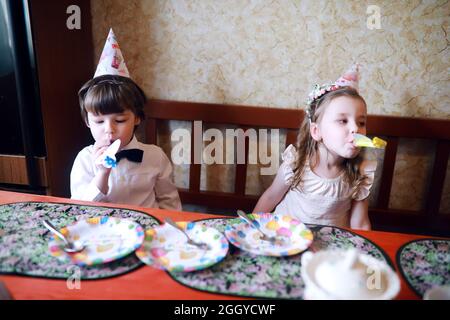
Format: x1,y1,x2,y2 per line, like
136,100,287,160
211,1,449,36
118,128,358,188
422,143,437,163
253,65,376,230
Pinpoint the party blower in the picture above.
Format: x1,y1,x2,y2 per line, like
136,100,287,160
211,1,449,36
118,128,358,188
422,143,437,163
353,133,387,149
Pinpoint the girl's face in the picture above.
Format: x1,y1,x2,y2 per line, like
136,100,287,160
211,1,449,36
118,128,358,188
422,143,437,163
312,96,367,159
87,109,140,148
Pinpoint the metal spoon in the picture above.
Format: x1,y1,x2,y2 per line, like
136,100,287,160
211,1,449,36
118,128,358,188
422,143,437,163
42,220,85,253
164,217,209,250
236,210,282,244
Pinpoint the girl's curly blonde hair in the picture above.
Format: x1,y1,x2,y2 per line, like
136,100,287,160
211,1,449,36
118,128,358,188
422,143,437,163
291,87,367,198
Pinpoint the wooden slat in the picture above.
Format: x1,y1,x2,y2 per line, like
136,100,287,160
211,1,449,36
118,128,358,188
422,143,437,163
189,121,201,192
426,140,450,222
146,119,157,145
376,137,399,209
234,127,250,196
286,129,298,147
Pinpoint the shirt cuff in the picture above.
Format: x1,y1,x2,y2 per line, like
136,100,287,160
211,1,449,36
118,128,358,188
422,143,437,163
78,181,108,203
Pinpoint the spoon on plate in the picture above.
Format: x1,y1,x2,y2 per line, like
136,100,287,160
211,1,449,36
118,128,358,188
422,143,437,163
164,217,209,250
42,220,85,253
236,210,283,244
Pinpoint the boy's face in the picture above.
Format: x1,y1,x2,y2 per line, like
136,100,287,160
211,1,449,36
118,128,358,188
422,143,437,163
87,110,140,148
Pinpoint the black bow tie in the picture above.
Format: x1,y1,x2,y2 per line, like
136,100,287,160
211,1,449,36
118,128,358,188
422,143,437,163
115,149,144,163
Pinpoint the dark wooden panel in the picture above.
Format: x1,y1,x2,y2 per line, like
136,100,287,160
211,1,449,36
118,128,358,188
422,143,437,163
145,99,304,129
146,119,157,145
367,115,450,139
426,140,450,221
29,0,93,196
234,127,250,196
376,137,399,209
189,122,201,192
179,189,259,213
286,129,298,147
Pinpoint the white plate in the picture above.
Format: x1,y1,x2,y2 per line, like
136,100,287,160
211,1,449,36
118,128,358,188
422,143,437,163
48,216,144,266
136,221,229,272
224,212,313,256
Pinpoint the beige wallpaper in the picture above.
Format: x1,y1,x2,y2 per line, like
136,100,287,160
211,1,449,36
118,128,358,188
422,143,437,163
90,0,450,214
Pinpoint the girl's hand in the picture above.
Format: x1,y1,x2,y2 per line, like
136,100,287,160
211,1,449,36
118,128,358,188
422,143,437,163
350,199,371,230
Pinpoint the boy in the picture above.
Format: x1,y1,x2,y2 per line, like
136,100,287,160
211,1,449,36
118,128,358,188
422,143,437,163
70,29,181,210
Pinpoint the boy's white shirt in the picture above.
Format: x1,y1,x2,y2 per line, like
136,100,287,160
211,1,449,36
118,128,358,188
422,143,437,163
70,136,182,210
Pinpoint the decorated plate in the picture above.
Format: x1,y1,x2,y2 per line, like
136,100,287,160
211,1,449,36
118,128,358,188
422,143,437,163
224,213,313,256
136,221,229,272
48,216,144,266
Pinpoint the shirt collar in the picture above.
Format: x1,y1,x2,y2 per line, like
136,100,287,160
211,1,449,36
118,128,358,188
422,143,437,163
120,135,140,151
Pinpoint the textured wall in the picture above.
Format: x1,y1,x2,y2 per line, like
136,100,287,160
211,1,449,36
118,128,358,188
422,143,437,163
90,0,450,213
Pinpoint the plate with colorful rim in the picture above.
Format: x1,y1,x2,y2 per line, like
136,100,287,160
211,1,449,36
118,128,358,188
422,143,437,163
224,213,314,256
48,216,145,266
136,221,229,272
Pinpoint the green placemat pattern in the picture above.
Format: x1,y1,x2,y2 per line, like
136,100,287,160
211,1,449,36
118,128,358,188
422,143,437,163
0,202,159,279
397,239,450,297
168,218,392,299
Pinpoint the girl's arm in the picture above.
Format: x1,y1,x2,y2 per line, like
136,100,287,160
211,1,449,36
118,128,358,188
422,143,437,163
253,167,290,213
349,198,371,230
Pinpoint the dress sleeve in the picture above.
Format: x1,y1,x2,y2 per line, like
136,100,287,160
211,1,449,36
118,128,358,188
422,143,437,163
154,149,182,211
279,144,297,185
353,160,377,201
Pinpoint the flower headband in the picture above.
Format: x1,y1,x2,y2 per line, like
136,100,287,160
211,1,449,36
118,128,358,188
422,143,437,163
305,64,360,122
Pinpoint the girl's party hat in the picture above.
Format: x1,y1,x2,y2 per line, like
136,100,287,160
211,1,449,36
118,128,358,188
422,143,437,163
334,63,360,91
93,28,130,78
306,63,360,106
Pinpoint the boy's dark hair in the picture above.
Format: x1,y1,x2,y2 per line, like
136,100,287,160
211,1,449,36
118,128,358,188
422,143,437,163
78,75,146,126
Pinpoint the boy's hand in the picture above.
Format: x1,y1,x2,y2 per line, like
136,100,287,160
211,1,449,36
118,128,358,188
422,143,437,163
92,139,113,195
92,139,113,173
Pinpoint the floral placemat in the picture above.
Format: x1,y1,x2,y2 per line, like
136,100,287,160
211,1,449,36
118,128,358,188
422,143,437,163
396,239,450,298
167,218,392,299
0,202,159,280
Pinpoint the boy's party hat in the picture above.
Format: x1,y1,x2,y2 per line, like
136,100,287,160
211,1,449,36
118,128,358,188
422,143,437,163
94,28,130,78
334,63,359,91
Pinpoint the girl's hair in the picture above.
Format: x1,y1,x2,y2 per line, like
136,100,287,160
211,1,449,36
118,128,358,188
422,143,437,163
78,75,146,125
291,87,367,197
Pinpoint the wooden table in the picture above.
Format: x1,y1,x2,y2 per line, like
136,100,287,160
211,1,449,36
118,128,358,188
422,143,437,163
0,191,440,300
